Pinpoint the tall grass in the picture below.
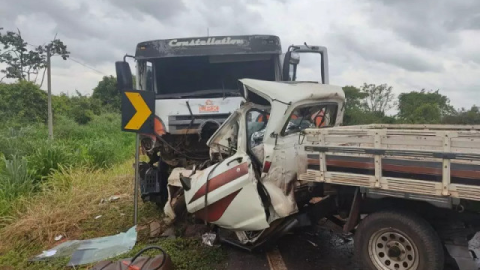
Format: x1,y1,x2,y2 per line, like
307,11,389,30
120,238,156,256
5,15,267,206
0,156,34,216
0,113,135,217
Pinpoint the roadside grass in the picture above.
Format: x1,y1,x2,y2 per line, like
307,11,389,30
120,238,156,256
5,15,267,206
0,113,135,217
0,160,226,270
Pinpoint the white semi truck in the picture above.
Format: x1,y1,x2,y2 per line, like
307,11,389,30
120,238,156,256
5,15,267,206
116,35,329,205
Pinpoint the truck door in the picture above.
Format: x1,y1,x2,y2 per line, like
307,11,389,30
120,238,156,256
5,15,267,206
282,44,329,84
184,111,270,231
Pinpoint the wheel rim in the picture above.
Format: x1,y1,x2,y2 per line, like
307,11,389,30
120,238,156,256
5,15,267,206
368,228,420,270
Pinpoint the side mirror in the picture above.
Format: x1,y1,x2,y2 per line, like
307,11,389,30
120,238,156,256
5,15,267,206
282,50,299,81
289,52,300,65
115,61,133,92
179,173,192,191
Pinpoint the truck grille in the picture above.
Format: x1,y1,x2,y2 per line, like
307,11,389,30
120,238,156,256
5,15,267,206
168,114,230,134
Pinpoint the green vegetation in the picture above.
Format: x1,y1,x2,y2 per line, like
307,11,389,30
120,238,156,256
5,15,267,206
0,81,134,217
342,84,480,125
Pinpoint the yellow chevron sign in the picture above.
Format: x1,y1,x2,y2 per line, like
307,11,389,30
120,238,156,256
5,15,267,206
121,90,155,133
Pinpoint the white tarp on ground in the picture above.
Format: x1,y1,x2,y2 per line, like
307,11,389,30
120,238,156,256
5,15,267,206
32,226,137,266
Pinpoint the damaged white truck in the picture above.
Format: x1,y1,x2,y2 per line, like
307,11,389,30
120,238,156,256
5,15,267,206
115,36,480,270
165,79,480,270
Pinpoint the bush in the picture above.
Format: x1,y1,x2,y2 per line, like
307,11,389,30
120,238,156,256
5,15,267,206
28,142,76,180
68,93,102,124
0,81,48,122
0,122,46,159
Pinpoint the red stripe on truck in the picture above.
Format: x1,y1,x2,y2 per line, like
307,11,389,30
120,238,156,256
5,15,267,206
189,162,248,204
194,189,241,222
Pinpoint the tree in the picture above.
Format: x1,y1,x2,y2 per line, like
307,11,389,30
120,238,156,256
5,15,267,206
0,27,69,85
343,85,368,111
92,76,120,111
361,83,395,114
398,90,454,124
343,86,367,125
69,91,102,124
443,106,480,125
342,85,397,125
92,75,136,111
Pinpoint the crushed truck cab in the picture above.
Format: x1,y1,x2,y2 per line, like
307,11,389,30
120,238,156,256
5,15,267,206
165,78,345,231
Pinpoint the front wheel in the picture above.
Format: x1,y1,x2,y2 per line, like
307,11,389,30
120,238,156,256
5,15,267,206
354,210,444,270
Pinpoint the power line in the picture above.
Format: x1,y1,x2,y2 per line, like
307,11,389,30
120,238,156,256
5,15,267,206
19,42,107,75
68,57,107,75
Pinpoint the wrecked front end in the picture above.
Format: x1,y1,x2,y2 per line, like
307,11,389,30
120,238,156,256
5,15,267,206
163,79,346,249
137,98,242,204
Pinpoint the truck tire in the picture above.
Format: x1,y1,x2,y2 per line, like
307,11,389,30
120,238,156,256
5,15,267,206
354,210,444,270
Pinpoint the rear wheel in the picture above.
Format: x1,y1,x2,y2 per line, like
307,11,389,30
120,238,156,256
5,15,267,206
354,210,444,270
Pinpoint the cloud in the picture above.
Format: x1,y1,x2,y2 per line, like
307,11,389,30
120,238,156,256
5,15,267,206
366,0,480,49
105,0,186,22
0,0,479,111
332,26,444,72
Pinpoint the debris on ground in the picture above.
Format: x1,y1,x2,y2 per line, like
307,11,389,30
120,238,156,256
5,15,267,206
202,233,216,247
95,215,103,220
54,235,63,241
149,221,162,238
307,240,318,247
161,227,176,239
31,226,137,266
99,195,125,204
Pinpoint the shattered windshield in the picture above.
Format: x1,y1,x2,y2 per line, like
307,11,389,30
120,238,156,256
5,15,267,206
247,109,270,149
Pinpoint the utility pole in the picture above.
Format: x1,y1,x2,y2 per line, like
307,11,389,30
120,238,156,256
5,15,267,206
47,45,53,140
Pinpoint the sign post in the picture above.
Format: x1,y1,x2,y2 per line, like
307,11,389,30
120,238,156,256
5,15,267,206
121,89,155,225
134,134,139,225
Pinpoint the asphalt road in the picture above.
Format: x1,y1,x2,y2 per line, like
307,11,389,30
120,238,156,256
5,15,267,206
225,220,360,270
224,220,461,270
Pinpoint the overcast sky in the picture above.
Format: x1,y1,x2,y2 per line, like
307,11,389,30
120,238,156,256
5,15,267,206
1,0,479,110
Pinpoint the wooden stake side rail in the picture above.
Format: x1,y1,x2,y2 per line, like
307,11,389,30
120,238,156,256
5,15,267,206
299,125,480,201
